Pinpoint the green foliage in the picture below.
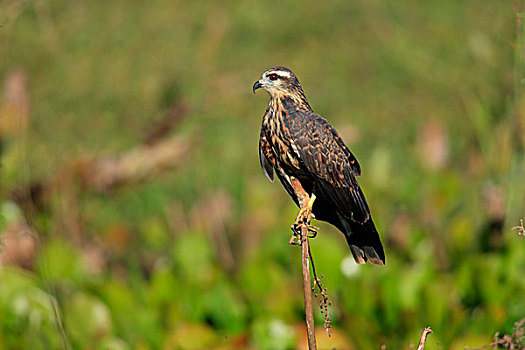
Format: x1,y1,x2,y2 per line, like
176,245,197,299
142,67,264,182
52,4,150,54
64,291,113,347
0,268,62,349
251,318,296,350
37,240,89,285
0,0,523,348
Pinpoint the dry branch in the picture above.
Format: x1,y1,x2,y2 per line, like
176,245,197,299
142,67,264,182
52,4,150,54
300,221,317,350
511,219,525,237
417,327,433,350
78,137,191,191
467,319,525,350
10,135,192,230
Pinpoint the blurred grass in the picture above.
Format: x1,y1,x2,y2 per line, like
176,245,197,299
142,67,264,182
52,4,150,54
0,0,524,349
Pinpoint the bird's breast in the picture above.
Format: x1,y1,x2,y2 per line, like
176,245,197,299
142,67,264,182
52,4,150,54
263,102,303,172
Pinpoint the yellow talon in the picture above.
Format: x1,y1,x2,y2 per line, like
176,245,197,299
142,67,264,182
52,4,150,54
294,194,317,225
307,194,316,209
290,194,317,245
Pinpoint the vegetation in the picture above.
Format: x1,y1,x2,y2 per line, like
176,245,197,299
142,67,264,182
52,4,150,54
0,0,523,349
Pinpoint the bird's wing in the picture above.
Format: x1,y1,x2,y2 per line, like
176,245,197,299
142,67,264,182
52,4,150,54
260,129,304,206
291,113,370,223
259,130,275,182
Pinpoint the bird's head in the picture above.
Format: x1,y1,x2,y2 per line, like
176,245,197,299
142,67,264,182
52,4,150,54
253,66,304,98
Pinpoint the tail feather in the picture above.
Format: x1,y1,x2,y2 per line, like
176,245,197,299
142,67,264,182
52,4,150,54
310,196,385,265
340,215,385,265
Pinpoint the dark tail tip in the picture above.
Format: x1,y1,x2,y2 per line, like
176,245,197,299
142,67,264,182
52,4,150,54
350,245,385,265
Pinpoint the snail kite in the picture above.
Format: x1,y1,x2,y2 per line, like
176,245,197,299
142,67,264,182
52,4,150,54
253,66,385,265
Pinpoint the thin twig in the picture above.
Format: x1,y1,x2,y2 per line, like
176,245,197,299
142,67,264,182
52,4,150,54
466,331,525,350
466,320,524,350
300,222,317,349
417,327,433,350
308,244,332,334
511,218,525,236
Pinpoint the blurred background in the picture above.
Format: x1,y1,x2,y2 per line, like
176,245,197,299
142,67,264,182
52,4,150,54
0,0,524,349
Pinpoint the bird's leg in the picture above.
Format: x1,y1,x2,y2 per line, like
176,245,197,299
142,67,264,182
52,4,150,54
290,194,317,245
288,177,318,245
295,193,316,225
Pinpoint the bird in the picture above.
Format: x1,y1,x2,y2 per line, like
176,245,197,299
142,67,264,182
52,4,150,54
253,66,385,265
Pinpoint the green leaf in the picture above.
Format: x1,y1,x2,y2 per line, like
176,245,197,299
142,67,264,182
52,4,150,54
64,291,113,347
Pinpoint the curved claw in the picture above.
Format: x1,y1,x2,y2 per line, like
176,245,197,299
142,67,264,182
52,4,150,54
289,240,302,246
290,223,318,243
288,230,302,245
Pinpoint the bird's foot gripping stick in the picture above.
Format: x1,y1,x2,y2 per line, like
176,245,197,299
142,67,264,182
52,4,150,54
289,194,318,245
289,225,319,244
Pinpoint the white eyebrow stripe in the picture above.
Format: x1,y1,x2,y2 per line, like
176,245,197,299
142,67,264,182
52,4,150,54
265,70,292,78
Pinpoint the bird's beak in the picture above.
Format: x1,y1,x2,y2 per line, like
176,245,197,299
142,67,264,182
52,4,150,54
253,80,263,94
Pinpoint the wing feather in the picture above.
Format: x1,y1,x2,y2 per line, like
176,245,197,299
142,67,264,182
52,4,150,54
291,113,370,223
259,131,275,182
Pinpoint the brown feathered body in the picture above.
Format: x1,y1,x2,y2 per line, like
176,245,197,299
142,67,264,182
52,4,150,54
254,66,385,265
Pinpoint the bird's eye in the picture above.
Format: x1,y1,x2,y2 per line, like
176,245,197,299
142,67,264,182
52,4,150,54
269,74,278,81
